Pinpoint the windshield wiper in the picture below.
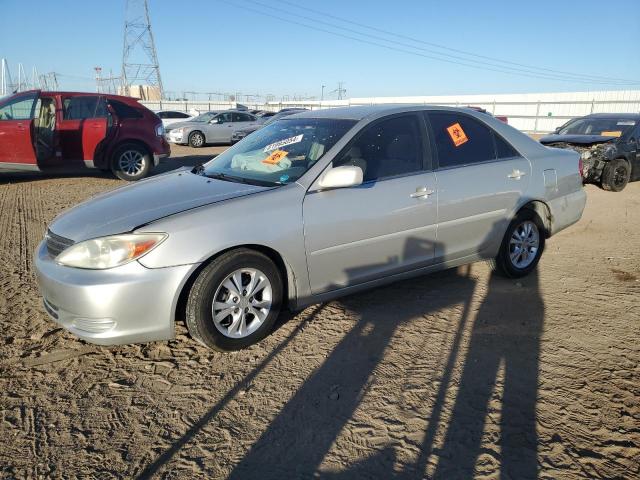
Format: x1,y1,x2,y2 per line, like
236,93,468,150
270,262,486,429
203,171,278,187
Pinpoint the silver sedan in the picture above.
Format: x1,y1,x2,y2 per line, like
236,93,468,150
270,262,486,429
165,110,259,147
35,105,586,351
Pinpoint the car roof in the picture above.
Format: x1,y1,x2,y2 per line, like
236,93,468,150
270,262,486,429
583,113,640,120
286,104,501,121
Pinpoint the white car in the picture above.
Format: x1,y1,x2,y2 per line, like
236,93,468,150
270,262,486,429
155,110,195,127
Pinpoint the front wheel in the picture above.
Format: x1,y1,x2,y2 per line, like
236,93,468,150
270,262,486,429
601,158,631,192
188,131,205,148
111,144,151,181
185,249,283,351
493,209,545,278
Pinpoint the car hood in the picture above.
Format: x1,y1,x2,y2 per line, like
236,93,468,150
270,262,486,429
539,134,617,145
166,120,207,130
49,170,271,242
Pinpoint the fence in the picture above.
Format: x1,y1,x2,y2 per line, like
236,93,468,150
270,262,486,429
141,91,640,134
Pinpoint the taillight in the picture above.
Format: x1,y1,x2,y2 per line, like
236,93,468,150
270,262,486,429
578,156,584,178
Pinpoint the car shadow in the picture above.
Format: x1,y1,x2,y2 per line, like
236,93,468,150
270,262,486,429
137,225,545,479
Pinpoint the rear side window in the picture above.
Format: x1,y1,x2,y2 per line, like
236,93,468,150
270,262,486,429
63,96,108,120
428,112,496,168
334,115,424,183
494,133,518,159
108,99,143,119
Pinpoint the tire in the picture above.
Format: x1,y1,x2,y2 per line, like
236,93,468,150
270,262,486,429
188,131,205,148
601,158,631,192
111,143,151,181
185,249,283,351
493,209,546,278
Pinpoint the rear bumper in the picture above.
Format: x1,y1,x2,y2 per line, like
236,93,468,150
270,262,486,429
34,241,193,345
548,189,587,236
153,152,170,166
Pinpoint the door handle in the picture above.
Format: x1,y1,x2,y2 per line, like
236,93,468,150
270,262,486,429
410,187,434,198
507,169,527,179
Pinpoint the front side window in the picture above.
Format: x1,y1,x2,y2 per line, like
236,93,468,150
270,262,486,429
63,96,108,120
0,93,38,120
232,112,253,122
217,112,233,123
428,112,496,168
201,118,356,186
335,115,424,182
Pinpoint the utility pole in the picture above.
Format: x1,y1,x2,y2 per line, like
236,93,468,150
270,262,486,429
94,67,103,93
337,81,346,100
321,84,325,101
121,0,164,99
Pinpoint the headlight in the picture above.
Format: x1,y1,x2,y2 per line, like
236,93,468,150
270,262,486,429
155,123,165,136
56,233,167,269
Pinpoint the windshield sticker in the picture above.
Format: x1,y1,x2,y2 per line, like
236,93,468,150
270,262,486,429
264,134,303,152
262,149,289,165
446,123,469,147
601,131,622,137
279,174,290,183
617,121,636,126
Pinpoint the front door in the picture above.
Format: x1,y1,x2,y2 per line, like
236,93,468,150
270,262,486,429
426,111,531,261
0,92,39,167
208,112,234,143
303,114,438,294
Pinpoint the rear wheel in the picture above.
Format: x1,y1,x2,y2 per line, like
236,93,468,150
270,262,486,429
493,209,545,278
601,158,630,192
188,131,205,148
111,143,151,181
185,249,283,351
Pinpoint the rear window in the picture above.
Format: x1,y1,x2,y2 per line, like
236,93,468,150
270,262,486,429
109,99,143,119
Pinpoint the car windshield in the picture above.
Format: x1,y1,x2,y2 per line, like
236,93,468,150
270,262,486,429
200,118,356,186
558,118,636,137
191,112,216,122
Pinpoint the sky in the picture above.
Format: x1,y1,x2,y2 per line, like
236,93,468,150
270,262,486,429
1,0,639,100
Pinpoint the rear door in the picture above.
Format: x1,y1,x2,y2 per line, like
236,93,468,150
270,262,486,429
303,113,438,294
58,95,109,166
0,92,39,166
426,111,531,261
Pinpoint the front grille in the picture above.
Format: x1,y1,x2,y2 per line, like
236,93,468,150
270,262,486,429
45,230,75,258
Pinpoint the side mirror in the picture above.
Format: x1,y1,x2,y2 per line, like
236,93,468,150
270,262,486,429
554,127,561,134
317,165,363,190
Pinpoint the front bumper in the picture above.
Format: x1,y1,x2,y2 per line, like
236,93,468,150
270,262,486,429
166,130,185,144
153,152,170,166
34,241,193,345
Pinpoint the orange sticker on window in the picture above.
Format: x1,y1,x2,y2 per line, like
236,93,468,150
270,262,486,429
446,122,469,147
262,149,288,165
601,131,622,137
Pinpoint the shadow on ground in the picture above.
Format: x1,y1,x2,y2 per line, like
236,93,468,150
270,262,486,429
138,232,544,479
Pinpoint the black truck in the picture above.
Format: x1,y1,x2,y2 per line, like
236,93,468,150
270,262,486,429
539,113,640,192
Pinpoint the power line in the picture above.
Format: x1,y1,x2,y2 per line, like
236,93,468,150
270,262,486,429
222,0,639,86
271,0,639,85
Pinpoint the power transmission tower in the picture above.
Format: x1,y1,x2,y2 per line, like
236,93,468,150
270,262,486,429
121,0,164,99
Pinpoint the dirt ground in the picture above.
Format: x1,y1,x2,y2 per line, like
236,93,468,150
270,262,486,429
0,145,638,479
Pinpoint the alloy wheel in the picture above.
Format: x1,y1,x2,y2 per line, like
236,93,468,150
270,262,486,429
212,268,273,338
509,220,540,269
118,150,145,176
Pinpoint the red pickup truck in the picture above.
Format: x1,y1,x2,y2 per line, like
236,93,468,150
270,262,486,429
0,90,170,181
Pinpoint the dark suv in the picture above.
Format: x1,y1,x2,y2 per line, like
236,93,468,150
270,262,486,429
540,113,639,192
0,90,170,181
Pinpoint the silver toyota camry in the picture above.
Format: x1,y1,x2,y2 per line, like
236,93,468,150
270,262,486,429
35,105,586,351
